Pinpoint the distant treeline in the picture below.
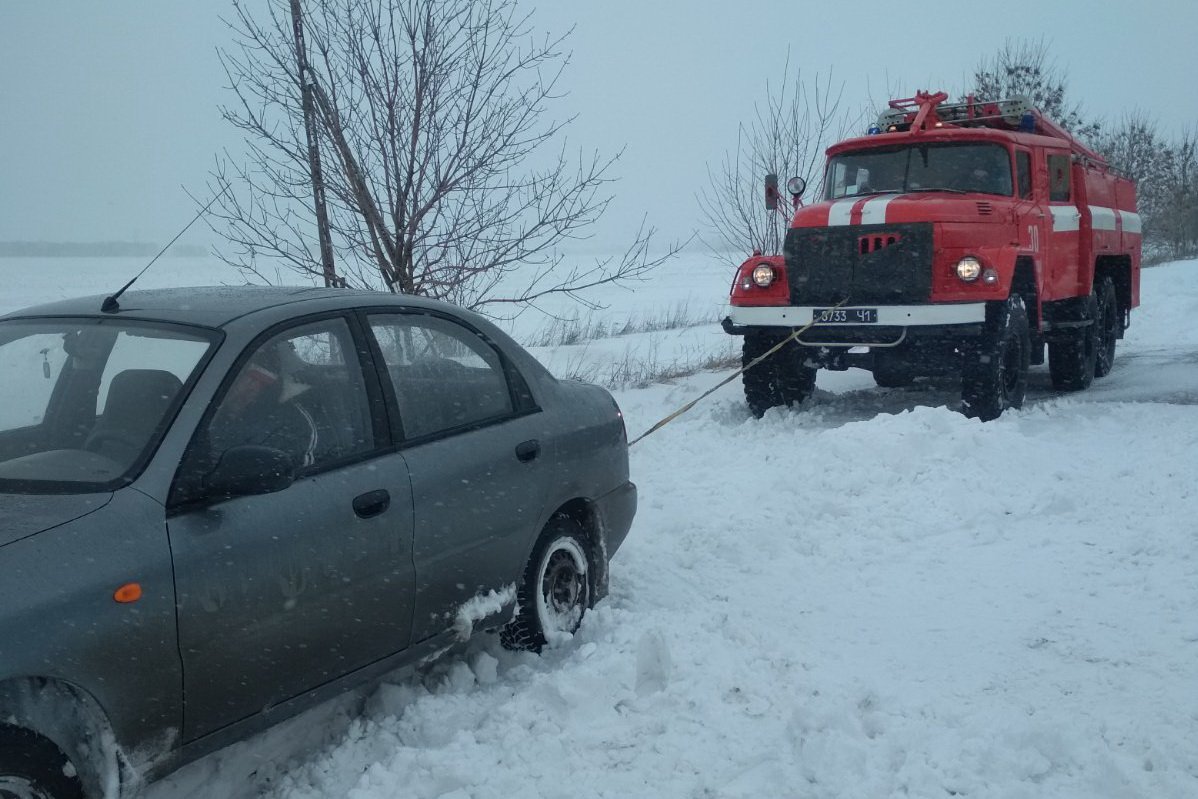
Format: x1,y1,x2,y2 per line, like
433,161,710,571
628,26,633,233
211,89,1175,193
0,242,208,258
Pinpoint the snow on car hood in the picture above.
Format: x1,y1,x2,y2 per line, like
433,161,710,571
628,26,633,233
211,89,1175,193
0,492,113,548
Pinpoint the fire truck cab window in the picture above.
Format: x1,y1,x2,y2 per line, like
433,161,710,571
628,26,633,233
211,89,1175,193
1016,151,1032,198
1048,154,1071,202
826,142,1013,199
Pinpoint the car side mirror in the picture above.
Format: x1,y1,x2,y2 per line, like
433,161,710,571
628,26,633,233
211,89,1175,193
204,445,296,499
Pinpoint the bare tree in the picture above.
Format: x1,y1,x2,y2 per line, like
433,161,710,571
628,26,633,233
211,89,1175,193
1151,127,1198,260
969,38,1100,141
698,67,855,261
1096,111,1170,244
207,0,678,314
1096,114,1198,260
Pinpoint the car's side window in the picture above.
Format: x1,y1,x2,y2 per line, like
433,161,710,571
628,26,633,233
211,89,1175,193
204,318,374,473
368,313,514,439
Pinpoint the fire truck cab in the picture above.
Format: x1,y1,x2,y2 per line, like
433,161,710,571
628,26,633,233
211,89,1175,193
723,91,1141,420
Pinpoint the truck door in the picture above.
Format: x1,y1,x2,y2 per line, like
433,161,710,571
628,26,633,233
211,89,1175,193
1043,150,1081,299
1013,148,1044,278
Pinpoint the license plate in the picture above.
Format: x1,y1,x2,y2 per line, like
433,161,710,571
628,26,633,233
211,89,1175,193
813,308,878,324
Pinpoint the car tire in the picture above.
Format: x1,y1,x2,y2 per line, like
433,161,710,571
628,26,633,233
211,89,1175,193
502,515,594,653
1048,290,1098,391
962,294,1030,421
1093,276,1118,378
742,334,816,418
0,725,85,799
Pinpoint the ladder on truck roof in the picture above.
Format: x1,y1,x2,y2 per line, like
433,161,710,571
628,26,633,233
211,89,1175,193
875,90,1106,165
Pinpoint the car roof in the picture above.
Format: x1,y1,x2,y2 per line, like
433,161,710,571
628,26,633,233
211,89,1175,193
1,285,461,328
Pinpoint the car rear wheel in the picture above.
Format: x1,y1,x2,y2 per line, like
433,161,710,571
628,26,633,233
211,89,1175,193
502,515,593,653
0,725,85,799
962,294,1029,421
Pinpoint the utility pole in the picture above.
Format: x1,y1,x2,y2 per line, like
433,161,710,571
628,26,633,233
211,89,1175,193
289,0,340,288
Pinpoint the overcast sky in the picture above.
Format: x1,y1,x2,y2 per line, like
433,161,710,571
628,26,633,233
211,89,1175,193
2,0,1195,253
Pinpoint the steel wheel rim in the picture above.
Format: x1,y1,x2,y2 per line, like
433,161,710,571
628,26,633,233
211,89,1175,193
0,776,52,799
537,538,588,635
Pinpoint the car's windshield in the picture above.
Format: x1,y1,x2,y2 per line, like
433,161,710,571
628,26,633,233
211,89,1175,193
826,142,1014,199
0,318,215,493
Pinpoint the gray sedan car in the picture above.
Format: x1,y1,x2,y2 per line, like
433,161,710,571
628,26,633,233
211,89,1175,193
0,286,635,798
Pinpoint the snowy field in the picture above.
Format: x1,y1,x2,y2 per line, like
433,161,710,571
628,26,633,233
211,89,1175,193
2,256,1196,797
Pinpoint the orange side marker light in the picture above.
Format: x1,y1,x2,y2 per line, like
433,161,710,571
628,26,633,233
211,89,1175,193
114,583,142,604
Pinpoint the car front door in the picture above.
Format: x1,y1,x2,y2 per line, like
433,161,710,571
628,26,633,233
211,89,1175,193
166,316,416,741
364,311,550,644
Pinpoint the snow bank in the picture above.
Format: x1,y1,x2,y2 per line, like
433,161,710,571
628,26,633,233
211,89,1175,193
247,259,1198,798
8,255,1193,797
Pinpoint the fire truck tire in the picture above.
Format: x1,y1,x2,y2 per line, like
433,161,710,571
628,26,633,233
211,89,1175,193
1048,291,1098,391
961,294,1029,421
742,334,816,418
1093,276,1118,378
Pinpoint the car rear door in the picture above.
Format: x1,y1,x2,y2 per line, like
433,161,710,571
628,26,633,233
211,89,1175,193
363,310,550,644
166,315,416,741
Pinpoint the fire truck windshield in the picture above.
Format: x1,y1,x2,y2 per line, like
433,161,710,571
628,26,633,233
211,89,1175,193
826,142,1013,200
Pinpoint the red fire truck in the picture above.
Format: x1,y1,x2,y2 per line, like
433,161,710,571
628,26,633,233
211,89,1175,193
722,91,1141,420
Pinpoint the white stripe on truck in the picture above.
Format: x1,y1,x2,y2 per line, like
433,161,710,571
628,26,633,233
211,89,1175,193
859,196,895,225
827,198,857,226
1088,205,1118,231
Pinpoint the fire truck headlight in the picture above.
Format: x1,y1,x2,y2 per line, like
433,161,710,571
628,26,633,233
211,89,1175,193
751,263,776,287
955,256,983,282
981,268,999,286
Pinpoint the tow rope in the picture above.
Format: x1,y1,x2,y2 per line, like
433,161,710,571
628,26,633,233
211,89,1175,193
628,298,849,447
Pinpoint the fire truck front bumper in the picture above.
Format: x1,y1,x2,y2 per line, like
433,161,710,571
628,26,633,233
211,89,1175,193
722,303,987,347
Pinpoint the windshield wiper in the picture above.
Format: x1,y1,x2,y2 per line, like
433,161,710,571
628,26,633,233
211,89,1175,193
907,187,968,194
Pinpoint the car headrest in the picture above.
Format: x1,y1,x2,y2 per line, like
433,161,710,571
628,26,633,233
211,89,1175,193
101,369,184,425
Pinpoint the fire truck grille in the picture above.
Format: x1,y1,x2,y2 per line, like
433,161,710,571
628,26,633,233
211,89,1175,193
784,222,934,305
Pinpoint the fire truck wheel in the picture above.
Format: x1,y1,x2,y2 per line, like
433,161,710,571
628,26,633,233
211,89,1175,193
742,334,816,418
1048,290,1098,391
1093,276,1118,378
961,294,1030,421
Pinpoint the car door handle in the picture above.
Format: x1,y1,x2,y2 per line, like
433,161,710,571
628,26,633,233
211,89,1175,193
515,439,541,463
352,489,390,519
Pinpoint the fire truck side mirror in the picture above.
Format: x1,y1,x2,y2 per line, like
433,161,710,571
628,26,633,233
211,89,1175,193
786,176,807,199
765,174,780,210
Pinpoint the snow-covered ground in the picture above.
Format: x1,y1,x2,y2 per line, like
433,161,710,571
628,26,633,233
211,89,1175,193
4,256,1196,797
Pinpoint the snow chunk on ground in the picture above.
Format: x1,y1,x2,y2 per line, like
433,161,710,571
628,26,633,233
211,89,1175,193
451,584,516,641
